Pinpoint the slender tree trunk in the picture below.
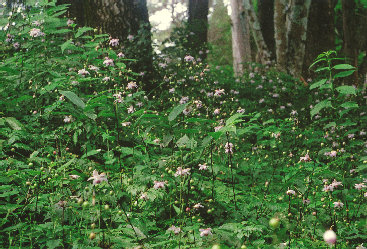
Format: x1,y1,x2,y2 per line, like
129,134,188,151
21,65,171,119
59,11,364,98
187,0,209,58
342,0,358,83
258,0,275,60
230,0,251,76
303,0,335,79
287,0,311,77
274,0,287,71
243,0,271,64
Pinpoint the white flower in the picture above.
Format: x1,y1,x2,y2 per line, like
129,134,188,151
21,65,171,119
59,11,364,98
224,142,233,154
140,193,148,200
88,170,108,185
184,55,195,62
78,69,90,77
103,58,114,67
174,167,190,177
333,201,344,209
299,154,312,162
109,38,119,46
153,181,165,189
355,183,366,190
127,81,137,89
198,163,208,170
168,225,181,235
286,189,296,196
199,228,212,237
323,230,337,245
63,115,72,123
29,28,44,37
214,89,225,97
193,203,204,209
69,175,80,180
127,105,135,113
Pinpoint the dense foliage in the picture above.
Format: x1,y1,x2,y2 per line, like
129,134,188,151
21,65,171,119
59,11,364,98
0,2,366,249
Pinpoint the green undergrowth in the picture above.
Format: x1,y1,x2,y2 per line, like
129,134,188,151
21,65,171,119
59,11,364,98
0,1,366,249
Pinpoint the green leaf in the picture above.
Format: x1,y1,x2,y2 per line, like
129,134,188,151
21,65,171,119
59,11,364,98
59,90,85,109
334,70,355,78
82,149,101,158
168,103,188,121
75,27,94,38
60,39,76,54
335,85,357,95
340,101,358,109
5,117,23,130
333,64,355,70
311,100,332,117
226,113,244,126
309,79,327,90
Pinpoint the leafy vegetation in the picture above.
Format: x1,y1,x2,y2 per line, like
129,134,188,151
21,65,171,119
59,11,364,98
0,2,366,249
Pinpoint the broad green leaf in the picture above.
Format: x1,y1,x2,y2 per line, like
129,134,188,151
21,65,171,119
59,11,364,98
333,64,355,70
334,70,355,78
336,85,357,95
5,117,23,130
168,103,188,121
340,101,358,109
59,90,85,109
311,100,332,117
309,79,327,90
82,149,101,158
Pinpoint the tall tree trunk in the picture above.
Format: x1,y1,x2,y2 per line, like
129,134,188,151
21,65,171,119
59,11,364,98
274,0,287,71
230,0,251,76
303,0,335,79
287,0,311,78
187,0,209,58
342,0,358,83
243,0,271,64
258,0,275,60
59,0,154,91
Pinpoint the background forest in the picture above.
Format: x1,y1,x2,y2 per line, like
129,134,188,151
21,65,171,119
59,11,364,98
0,0,367,248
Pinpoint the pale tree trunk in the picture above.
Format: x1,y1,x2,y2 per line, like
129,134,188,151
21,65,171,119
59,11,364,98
230,0,251,76
303,0,335,79
342,0,358,83
274,0,288,71
243,0,271,64
287,0,311,78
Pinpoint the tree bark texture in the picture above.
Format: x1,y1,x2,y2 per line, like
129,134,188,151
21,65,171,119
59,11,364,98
187,0,209,57
274,0,287,71
59,0,154,91
258,0,275,60
303,0,335,79
243,0,271,64
287,0,311,77
230,0,251,76
342,0,358,82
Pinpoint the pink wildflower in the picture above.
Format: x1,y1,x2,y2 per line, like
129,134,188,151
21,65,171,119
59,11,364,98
88,170,108,185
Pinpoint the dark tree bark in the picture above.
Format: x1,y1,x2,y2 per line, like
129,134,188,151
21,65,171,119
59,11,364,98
187,0,209,58
58,0,154,92
258,0,275,60
303,0,336,79
342,0,358,83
